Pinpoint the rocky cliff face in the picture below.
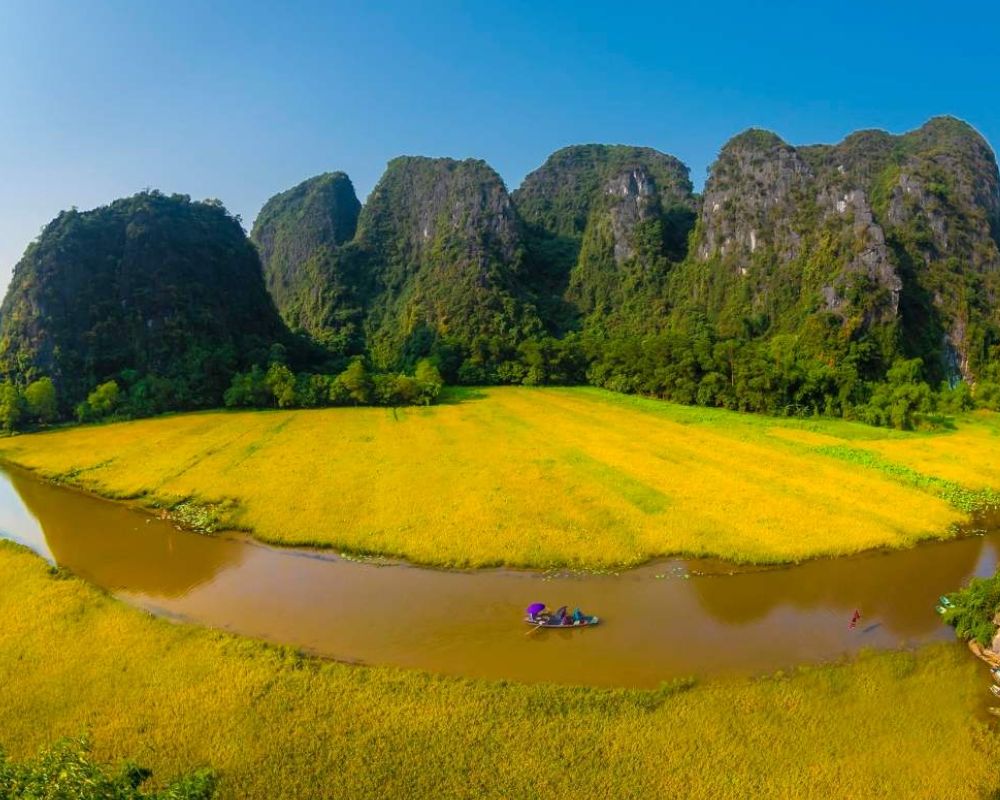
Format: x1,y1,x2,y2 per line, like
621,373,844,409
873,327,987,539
251,172,361,332
251,173,365,352
0,192,285,406
685,117,1000,380
513,145,696,332
248,119,998,383
353,157,542,366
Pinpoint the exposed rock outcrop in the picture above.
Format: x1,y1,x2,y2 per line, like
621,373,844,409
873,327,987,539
684,117,1000,380
354,157,542,366
514,144,696,332
251,172,362,342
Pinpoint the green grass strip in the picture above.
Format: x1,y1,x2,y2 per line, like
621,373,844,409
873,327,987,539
815,445,1000,514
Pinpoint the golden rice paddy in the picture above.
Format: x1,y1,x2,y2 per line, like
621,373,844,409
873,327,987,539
0,387,992,567
0,540,996,799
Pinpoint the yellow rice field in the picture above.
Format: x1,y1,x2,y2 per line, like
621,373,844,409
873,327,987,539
0,387,993,568
0,539,996,799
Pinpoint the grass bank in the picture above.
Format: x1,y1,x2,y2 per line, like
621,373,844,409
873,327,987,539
1,387,998,568
0,539,996,799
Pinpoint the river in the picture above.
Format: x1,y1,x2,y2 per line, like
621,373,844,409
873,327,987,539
0,465,990,687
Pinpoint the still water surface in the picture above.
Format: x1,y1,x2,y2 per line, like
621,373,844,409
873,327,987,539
0,466,992,687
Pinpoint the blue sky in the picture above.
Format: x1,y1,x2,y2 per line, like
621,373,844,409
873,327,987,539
1,0,998,290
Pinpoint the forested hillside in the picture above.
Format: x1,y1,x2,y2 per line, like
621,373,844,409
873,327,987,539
247,116,999,424
3,117,998,428
0,192,286,414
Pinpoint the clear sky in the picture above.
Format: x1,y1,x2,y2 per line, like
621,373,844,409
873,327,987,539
1,0,998,291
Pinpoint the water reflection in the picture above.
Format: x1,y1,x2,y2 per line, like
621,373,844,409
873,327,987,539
0,465,986,687
686,535,994,636
6,468,245,597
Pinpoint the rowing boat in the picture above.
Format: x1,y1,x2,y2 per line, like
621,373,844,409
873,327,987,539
525,614,600,628
524,602,600,628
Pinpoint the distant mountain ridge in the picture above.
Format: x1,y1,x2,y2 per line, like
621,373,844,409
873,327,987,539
2,116,998,422
251,116,999,389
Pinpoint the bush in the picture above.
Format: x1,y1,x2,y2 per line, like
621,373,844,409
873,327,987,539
223,366,269,408
0,382,23,432
0,736,216,799
23,378,58,424
942,574,1000,647
221,359,445,410
76,380,121,422
338,359,372,405
414,359,443,404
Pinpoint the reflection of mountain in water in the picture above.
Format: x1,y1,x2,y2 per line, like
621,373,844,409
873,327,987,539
7,468,245,598
686,534,996,637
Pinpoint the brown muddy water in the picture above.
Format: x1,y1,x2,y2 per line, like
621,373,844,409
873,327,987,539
0,466,991,688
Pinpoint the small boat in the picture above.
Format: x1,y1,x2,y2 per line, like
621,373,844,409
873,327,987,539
989,685,1000,698
527,614,601,628
525,603,600,628
939,596,954,607
936,606,948,615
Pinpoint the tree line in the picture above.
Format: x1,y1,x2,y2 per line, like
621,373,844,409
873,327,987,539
2,325,995,434
0,358,444,433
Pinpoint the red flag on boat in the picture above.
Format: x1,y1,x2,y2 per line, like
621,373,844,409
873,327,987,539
849,609,861,629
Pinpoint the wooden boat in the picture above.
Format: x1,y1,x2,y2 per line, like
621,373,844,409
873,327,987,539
525,614,600,628
524,603,599,628
989,684,1000,698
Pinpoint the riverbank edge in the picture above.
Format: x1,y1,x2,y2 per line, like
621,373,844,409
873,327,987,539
0,455,993,578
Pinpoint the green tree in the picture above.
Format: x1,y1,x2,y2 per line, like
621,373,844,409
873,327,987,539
223,366,270,408
0,381,23,431
23,377,58,424
338,359,372,404
392,375,422,405
864,358,933,430
265,363,297,408
85,380,121,420
414,359,444,404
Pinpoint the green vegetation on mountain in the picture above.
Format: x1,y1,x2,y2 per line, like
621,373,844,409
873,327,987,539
250,172,364,352
513,144,697,334
252,158,544,371
0,192,286,415
2,118,998,430
667,116,1000,385
243,117,999,429
354,157,543,368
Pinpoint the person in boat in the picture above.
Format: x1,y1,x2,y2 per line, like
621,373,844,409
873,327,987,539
572,607,585,624
552,606,568,625
526,603,548,623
